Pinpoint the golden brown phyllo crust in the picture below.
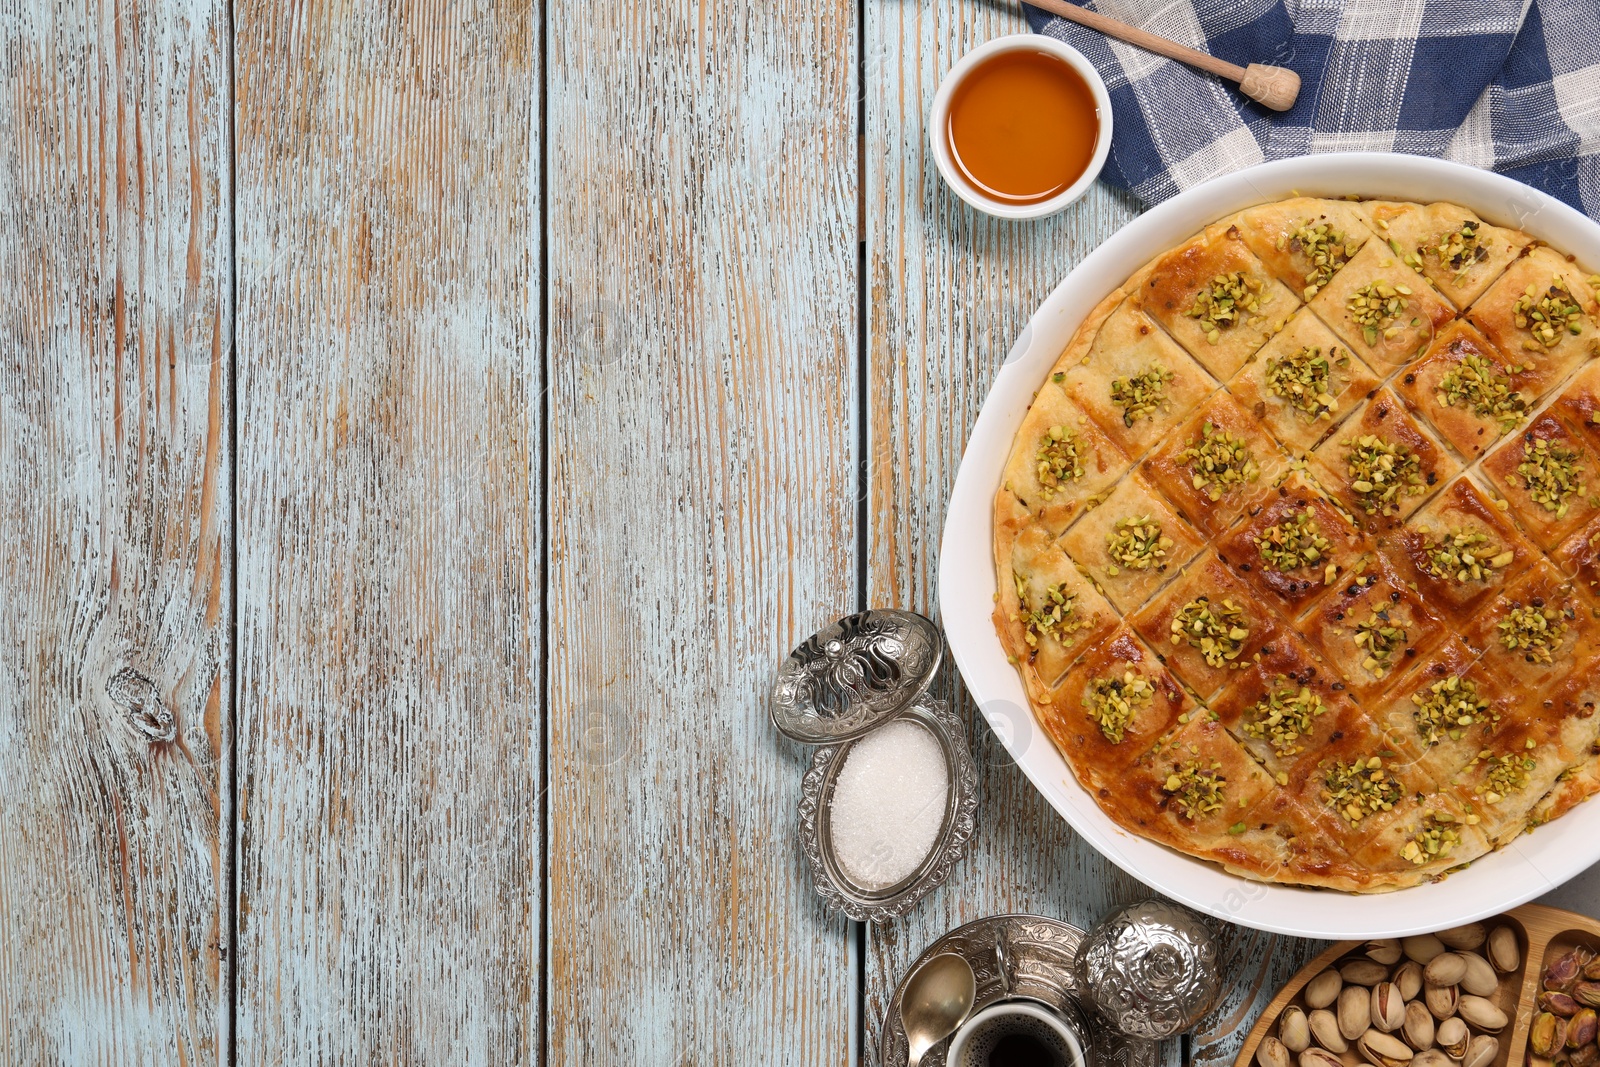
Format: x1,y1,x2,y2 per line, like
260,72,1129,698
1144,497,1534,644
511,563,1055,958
993,197,1600,892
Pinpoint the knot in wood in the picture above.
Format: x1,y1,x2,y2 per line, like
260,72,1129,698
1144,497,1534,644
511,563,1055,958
106,666,175,742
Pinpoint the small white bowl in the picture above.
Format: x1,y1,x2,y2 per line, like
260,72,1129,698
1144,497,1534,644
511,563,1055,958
929,34,1113,220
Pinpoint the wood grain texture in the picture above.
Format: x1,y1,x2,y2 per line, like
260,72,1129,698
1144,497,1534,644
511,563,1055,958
0,0,232,1062
232,1,540,1061
542,0,859,1059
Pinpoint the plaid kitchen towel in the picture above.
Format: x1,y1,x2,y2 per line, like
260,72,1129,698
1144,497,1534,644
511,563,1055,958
1024,0,1600,216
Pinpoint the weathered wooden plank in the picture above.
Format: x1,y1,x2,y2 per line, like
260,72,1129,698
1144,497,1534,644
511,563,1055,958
232,1,540,1061
0,0,232,1062
543,0,859,1058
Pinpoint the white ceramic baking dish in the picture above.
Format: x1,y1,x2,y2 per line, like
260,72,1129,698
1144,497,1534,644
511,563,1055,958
938,152,1600,938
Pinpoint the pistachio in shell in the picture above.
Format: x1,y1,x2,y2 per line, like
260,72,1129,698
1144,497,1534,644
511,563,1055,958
1425,983,1459,1021
1460,1035,1497,1067
1372,982,1406,1032
1436,1017,1469,1059
1437,924,1487,951
1459,953,1497,998
1541,989,1581,1017
1309,1008,1349,1053
1341,984,1374,1040
1395,960,1424,1001
1258,1035,1292,1067
1531,1011,1569,1057
1424,953,1468,987
1301,1049,1345,1067
1402,1000,1434,1051
1486,926,1519,973
1343,958,1393,986
1569,1007,1599,1048
1280,1006,1311,1053
1457,994,1507,1033
1357,1029,1415,1067
1403,934,1446,965
1306,969,1343,1010
1366,938,1404,966
1412,1052,1452,1067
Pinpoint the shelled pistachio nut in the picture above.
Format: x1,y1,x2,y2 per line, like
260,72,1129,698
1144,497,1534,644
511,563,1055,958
1357,1029,1415,1067
1343,959,1393,986
1585,956,1600,981
1424,983,1459,1020
1461,1035,1497,1067
1280,1006,1311,1053
1436,924,1487,951
1457,995,1507,1033
1436,1017,1469,1059
1423,953,1468,987
1569,1007,1599,1048
1306,970,1343,1010
1394,961,1424,1002
1309,1008,1348,1053
1371,983,1406,1032
1531,1011,1569,1056
1365,939,1404,966
1402,1001,1434,1050
1300,1049,1344,1067
1459,953,1497,998
1576,980,1600,1009
1486,926,1519,973
1549,949,1587,991
1403,935,1446,965
1258,1035,1291,1067
1572,1046,1600,1067
1340,985,1374,1040
1541,989,1581,1017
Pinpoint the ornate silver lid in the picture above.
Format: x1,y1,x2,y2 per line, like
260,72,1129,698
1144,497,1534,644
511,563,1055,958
1073,898,1222,1040
770,609,942,744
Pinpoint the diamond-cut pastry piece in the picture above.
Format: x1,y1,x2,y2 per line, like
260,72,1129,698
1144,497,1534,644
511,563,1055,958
1139,391,1289,537
1393,319,1537,460
1447,705,1579,847
1349,790,1492,878
1286,712,1434,858
1463,559,1587,692
999,384,1132,537
1479,413,1600,550
1546,361,1600,454
1042,627,1197,795
1297,566,1446,706
1528,664,1600,826
1232,197,1376,302
1135,222,1296,380
1207,638,1361,783
1056,301,1217,461
1468,247,1600,395
1381,475,1537,616
1130,552,1283,702
1361,200,1531,309
1122,714,1280,856
1367,638,1516,792
1057,472,1206,614
1214,471,1370,618
1306,387,1460,529
994,490,1121,696
1226,307,1379,453
1553,519,1600,600
1308,236,1455,370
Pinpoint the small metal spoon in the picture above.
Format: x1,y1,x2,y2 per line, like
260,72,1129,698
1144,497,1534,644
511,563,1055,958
900,952,977,1067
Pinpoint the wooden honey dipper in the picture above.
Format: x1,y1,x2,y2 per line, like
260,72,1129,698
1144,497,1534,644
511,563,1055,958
1026,0,1302,112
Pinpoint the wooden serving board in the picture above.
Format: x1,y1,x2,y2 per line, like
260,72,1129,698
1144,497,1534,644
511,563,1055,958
1234,903,1600,1067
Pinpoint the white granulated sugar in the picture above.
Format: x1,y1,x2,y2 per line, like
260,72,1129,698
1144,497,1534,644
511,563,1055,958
828,719,950,890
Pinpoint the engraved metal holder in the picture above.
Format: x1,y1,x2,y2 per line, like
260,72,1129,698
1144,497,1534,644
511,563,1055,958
879,913,1160,1067
796,696,979,923
1074,898,1222,1040
771,609,942,744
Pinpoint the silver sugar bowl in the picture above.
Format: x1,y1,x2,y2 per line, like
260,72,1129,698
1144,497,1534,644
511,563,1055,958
1074,898,1223,1040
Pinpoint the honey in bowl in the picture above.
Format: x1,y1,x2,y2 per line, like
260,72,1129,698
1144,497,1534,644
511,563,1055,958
946,48,1101,206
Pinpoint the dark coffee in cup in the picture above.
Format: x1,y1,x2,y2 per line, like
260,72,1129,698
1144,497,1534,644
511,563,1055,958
948,1001,1083,1067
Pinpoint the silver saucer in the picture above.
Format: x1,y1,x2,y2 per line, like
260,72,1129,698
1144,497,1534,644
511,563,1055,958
878,913,1161,1067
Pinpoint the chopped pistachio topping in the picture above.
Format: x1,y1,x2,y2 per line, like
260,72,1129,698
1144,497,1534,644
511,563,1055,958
1084,670,1156,744
1432,220,1489,281
1186,271,1268,342
1480,749,1537,804
1402,813,1463,865
1345,435,1424,515
1163,760,1227,821
1516,437,1584,517
1105,515,1172,575
1034,425,1085,500
1347,279,1411,346
1421,528,1514,584
1110,365,1175,427
1322,756,1403,825
1014,577,1089,649
1265,345,1347,421
1411,675,1493,746
1513,277,1584,350
1169,595,1249,667
1255,506,1332,572
1354,610,1407,678
1279,221,1352,300
1436,352,1527,430
1497,602,1566,663
1178,421,1258,502
1242,679,1327,757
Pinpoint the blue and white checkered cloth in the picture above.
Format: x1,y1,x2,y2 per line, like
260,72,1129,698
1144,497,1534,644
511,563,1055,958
1025,0,1600,216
